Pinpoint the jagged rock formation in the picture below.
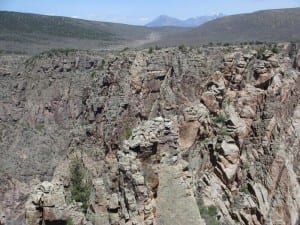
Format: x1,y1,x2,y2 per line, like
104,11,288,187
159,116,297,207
25,181,90,225
0,43,300,225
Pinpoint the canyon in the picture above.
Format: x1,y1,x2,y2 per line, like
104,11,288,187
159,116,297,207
0,43,300,225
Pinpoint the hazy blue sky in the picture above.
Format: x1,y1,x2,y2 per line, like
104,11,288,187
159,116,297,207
0,0,299,25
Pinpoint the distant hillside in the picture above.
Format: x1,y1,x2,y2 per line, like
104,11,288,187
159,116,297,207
146,14,224,27
1,8,300,54
160,8,300,44
0,11,115,40
0,11,170,54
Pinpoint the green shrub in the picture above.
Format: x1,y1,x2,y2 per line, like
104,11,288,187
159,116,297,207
271,45,279,54
121,47,129,52
35,123,45,132
91,71,97,79
99,59,105,70
24,55,39,68
240,184,250,195
46,48,77,57
148,47,153,54
255,41,264,45
124,127,132,140
197,198,220,225
207,205,218,217
222,194,227,201
24,48,77,68
178,44,187,52
69,159,92,213
66,217,74,225
212,114,228,124
257,46,266,59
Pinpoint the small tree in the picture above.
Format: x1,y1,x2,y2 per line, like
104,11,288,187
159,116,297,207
69,159,92,213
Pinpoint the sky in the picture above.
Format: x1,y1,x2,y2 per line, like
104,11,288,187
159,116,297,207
0,0,300,25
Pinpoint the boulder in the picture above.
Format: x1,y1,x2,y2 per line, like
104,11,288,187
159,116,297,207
201,91,220,113
108,193,119,210
180,104,211,149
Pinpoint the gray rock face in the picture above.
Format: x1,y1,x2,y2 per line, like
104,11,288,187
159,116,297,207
156,165,205,225
295,50,300,70
1,44,300,225
25,181,89,225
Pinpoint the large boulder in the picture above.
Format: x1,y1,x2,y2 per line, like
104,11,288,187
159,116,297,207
201,91,220,113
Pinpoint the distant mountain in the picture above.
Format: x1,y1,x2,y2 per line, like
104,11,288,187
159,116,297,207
146,14,224,27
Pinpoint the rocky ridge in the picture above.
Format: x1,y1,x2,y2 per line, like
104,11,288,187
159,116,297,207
0,43,300,225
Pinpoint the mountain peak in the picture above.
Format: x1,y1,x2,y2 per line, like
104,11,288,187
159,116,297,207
145,15,182,27
146,14,224,27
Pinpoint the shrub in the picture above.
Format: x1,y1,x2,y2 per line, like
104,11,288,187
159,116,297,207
148,47,153,54
46,48,77,57
222,194,227,201
155,45,161,50
240,184,250,195
24,48,77,68
255,41,264,45
99,59,105,70
121,47,129,52
66,217,74,225
35,123,45,132
91,71,97,79
212,114,228,124
257,46,267,59
197,198,220,225
69,159,92,213
207,205,218,217
124,127,132,140
271,45,279,54
178,44,187,52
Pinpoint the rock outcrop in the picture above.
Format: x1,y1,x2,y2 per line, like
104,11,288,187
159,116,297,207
25,181,89,225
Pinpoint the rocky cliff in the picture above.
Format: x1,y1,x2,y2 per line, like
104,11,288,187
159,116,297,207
0,43,300,225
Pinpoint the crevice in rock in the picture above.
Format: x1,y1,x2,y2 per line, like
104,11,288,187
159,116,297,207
44,220,67,225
